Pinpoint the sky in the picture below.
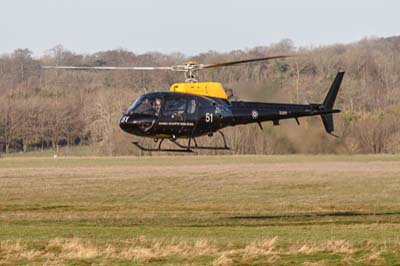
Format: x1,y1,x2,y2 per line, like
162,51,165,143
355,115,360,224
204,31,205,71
1,0,399,57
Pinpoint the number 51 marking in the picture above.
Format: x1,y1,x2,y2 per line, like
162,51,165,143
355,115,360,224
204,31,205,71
205,113,213,123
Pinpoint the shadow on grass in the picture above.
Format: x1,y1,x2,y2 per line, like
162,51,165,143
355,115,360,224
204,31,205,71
231,211,400,220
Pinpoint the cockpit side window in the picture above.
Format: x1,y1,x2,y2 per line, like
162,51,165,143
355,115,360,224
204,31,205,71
162,98,186,117
197,97,214,108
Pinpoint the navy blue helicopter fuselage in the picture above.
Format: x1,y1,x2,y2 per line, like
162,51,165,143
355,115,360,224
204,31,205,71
119,71,344,140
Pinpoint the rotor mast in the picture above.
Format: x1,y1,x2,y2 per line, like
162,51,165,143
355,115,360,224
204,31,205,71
185,68,198,83
170,62,202,82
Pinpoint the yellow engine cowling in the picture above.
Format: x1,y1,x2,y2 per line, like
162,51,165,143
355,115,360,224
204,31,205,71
169,82,228,99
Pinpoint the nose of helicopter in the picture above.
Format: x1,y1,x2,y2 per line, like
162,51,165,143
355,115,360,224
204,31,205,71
119,114,156,136
119,114,133,133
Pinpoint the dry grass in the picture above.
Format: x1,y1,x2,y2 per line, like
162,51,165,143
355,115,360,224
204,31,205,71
0,237,393,265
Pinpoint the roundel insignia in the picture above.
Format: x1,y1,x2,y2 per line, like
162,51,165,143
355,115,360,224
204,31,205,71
251,110,259,119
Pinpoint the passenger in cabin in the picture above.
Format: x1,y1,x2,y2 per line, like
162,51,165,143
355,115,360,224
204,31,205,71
154,98,161,116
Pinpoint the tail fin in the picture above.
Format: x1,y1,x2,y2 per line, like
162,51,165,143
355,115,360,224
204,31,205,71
321,71,345,135
323,71,344,110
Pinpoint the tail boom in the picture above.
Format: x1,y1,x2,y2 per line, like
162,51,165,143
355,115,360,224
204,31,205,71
228,71,344,135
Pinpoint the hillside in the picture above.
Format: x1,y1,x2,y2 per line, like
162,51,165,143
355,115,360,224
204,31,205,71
1,36,400,155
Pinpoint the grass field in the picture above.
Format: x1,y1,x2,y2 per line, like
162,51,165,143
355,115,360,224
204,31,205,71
1,155,400,265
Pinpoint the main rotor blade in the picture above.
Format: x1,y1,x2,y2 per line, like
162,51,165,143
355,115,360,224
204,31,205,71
42,66,173,71
202,55,291,69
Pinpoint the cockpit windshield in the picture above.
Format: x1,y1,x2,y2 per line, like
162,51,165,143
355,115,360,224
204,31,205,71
127,95,162,116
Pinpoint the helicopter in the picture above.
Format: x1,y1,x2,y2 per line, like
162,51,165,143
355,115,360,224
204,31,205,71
43,56,344,152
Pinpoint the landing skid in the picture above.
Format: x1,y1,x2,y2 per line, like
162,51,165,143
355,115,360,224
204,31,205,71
132,141,194,152
132,131,230,153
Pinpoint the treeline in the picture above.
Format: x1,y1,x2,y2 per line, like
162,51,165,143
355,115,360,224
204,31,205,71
1,36,400,155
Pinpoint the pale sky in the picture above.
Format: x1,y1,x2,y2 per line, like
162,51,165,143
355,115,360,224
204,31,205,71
1,0,398,56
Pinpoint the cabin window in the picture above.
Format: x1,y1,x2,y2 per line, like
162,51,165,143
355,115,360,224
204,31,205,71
163,98,186,116
187,99,196,114
127,95,162,116
197,97,214,108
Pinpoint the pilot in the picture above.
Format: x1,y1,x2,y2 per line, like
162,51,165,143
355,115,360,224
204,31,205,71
154,98,161,115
